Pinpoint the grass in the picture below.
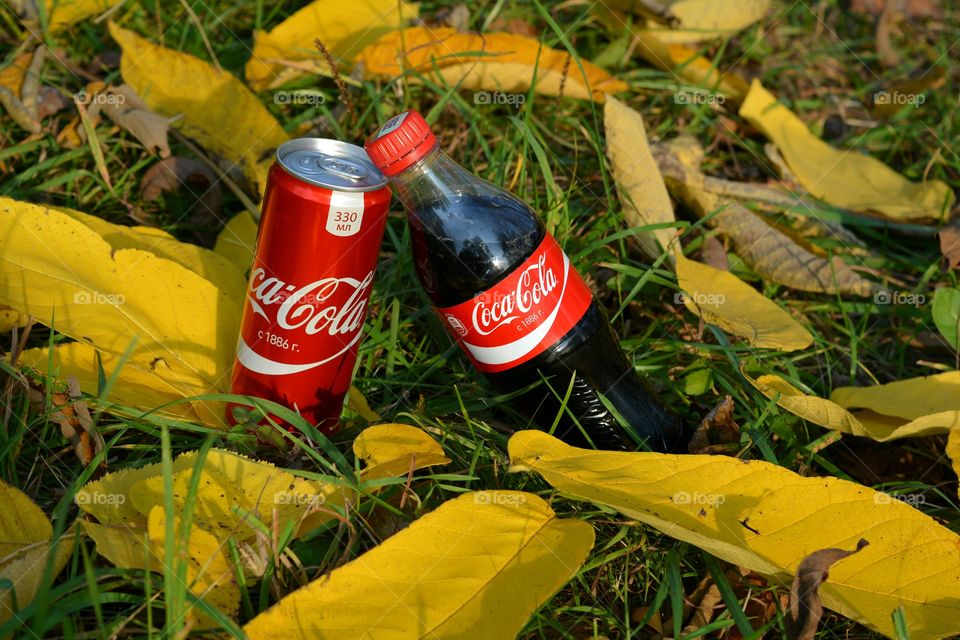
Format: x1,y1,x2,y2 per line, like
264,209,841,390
2,0,959,638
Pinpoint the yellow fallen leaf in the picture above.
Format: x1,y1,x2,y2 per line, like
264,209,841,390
243,491,594,639
18,342,208,424
675,252,813,350
739,79,954,221
644,0,771,43
214,211,258,274
109,22,289,192
509,430,960,639
353,423,450,480
947,430,960,499
633,32,749,100
357,27,627,102
745,370,960,441
43,0,120,29
76,449,205,527
604,95,677,261
80,520,156,571
0,52,32,96
346,386,380,422
58,206,248,302
76,449,325,540
832,371,960,421
0,197,240,391
245,0,419,91
79,427,446,543
80,510,239,625
146,506,240,621
296,423,451,536
130,450,326,542
0,303,28,333
0,479,74,625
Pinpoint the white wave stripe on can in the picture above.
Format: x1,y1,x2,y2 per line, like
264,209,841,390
461,254,570,366
236,332,362,376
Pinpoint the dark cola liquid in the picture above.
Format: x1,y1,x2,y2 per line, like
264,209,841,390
408,193,684,452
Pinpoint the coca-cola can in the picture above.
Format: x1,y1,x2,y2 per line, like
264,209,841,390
227,138,391,434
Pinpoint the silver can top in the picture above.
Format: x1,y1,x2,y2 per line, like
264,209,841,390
276,138,387,192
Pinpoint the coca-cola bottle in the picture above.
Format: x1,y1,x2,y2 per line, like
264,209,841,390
365,111,684,452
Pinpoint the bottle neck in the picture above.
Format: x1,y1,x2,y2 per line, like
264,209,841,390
387,143,503,215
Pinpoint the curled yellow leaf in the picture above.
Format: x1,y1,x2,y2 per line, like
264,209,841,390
357,27,627,102
745,370,960,441
245,0,418,91
604,95,677,261
353,423,450,479
739,79,954,221
633,31,749,100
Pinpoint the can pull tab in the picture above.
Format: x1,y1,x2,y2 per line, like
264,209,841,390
319,156,367,181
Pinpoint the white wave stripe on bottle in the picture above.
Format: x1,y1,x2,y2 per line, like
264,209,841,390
461,254,571,366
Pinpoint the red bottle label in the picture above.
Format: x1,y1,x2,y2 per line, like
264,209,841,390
436,234,593,373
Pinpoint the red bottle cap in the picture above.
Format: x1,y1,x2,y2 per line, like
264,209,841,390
365,111,437,177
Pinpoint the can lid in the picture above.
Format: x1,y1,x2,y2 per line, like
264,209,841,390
364,111,437,177
276,138,387,192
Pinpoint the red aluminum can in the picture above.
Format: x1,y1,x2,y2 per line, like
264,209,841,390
227,138,391,434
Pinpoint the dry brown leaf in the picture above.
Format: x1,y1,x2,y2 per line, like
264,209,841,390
700,235,729,271
876,1,904,67
45,377,105,467
939,221,960,271
786,539,869,640
655,136,877,296
850,0,941,18
141,157,221,217
86,85,171,157
687,394,740,454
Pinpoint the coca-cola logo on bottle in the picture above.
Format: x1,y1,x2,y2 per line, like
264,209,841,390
436,235,593,374
236,268,374,376
470,253,559,336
